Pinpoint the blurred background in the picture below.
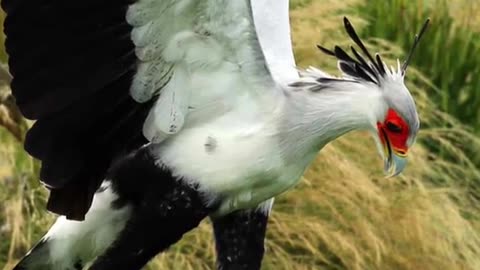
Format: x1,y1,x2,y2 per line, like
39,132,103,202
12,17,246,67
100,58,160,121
1,0,480,269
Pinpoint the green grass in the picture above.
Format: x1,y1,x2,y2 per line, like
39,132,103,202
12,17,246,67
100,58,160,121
1,0,480,269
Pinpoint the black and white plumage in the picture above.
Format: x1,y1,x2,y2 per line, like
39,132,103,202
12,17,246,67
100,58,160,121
3,0,428,269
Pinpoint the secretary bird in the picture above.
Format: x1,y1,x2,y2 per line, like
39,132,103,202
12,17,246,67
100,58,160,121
2,0,428,269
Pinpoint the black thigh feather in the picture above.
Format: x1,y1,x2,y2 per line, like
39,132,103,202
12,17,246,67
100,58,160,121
90,146,214,270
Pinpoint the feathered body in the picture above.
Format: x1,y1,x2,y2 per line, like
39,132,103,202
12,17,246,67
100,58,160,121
2,0,428,269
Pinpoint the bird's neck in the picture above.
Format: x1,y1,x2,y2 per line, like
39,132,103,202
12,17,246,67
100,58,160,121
278,85,383,161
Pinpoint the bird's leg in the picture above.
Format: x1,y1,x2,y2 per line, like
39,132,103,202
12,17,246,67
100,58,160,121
88,146,215,270
211,199,273,270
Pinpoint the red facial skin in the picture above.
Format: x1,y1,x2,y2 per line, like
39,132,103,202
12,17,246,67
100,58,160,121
377,109,410,156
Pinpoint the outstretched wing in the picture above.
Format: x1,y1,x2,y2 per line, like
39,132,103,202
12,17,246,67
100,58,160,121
2,0,293,220
3,0,151,220
251,0,298,84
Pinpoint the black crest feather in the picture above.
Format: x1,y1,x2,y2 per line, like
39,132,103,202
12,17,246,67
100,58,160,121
402,18,430,74
317,17,383,84
342,17,383,75
317,17,430,85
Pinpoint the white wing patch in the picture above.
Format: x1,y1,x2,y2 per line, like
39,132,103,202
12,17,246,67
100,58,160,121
143,64,191,143
127,0,197,141
127,0,278,143
130,58,173,103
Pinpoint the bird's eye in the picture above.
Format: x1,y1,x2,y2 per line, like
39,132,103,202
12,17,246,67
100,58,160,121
386,121,402,133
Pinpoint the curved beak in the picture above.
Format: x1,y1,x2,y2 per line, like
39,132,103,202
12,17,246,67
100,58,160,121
379,129,408,177
384,151,407,177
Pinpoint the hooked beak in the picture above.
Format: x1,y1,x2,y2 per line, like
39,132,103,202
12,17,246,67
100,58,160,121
379,129,407,177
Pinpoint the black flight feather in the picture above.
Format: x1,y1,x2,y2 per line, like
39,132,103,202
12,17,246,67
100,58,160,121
2,0,156,220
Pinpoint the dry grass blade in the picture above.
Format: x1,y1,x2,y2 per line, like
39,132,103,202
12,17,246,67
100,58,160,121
0,63,26,142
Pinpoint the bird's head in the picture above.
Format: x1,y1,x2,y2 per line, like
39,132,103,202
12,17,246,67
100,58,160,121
316,17,429,177
372,74,420,177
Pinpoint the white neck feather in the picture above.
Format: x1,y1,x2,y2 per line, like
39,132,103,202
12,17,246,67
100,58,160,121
278,83,385,161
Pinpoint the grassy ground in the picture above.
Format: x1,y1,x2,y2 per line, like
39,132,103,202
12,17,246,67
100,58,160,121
1,0,480,269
